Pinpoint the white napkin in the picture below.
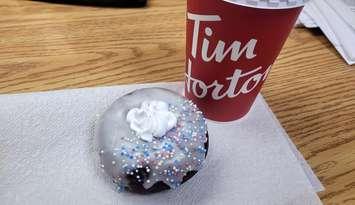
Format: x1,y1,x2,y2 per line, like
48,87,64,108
0,82,322,205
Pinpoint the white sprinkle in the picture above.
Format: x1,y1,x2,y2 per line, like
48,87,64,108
112,161,116,165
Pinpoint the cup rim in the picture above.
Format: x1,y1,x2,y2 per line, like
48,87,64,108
222,0,307,10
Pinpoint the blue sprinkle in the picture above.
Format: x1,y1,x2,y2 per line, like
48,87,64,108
143,151,150,157
163,143,174,152
196,147,206,153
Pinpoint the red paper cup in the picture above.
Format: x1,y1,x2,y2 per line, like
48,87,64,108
185,0,306,122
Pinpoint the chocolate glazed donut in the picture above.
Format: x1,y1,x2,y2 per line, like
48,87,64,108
97,88,209,194
125,135,208,194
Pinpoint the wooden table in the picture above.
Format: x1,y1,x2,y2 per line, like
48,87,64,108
1,0,354,204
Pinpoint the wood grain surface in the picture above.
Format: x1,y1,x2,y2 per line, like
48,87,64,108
1,0,355,204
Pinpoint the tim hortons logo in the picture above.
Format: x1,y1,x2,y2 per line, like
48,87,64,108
186,13,272,100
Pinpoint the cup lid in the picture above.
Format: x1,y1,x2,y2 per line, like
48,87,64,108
223,0,308,9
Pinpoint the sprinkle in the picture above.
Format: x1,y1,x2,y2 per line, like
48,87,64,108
108,99,207,192
143,151,150,157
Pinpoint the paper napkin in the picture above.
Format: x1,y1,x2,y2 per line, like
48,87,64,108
0,82,322,205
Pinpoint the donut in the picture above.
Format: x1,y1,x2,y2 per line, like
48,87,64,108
97,88,208,194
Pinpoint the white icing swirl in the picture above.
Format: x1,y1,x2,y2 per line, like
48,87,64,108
126,100,177,142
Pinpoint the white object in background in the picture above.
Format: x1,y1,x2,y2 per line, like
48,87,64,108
315,0,355,63
0,82,322,205
328,0,355,32
298,11,318,28
343,0,355,6
299,0,355,65
302,0,355,65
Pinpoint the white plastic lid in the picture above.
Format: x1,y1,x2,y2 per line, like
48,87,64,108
223,0,308,9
